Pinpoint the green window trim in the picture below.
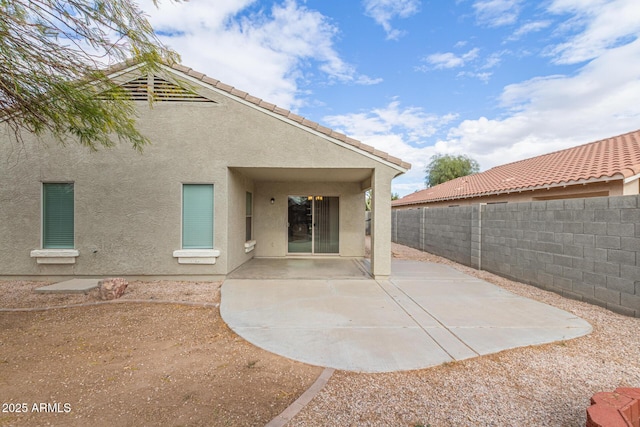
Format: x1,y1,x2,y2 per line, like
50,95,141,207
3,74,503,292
43,183,75,249
182,184,214,249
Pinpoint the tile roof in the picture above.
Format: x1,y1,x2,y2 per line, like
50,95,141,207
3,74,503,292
108,61,411,171
393,129,640,206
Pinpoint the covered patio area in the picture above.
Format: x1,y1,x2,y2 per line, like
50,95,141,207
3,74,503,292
232,165,399,279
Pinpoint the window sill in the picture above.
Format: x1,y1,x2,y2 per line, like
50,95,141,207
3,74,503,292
30,249,80,264
244,240,256,253
173,249,221,265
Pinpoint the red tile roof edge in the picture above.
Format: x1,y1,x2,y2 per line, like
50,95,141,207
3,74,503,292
392,174,626,207
393,129,640,206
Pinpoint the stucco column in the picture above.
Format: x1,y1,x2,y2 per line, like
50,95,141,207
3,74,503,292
370,168,392,279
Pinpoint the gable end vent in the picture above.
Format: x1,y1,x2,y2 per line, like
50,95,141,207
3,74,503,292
151,76,214,102
99,75,215,103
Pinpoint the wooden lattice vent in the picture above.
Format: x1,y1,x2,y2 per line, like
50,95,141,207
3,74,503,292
99,75,215,103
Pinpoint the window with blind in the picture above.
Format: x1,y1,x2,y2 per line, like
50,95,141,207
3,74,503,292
182,184,214,249
246,192,253,241
43,183,74,249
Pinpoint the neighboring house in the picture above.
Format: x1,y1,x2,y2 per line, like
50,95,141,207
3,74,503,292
393,129,640,209
0,62,410,280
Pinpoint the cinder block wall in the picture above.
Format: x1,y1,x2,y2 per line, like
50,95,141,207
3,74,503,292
392,206,472,266
392,208,421,249
391,195,640,318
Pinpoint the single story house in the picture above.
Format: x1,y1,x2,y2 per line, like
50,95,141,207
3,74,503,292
0,62,410,280
393,129,640,209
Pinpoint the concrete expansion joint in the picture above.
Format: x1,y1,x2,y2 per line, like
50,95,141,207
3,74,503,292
375,279,479,360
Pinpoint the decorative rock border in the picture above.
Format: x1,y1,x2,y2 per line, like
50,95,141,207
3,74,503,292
587,387,640,427
265,368,334,427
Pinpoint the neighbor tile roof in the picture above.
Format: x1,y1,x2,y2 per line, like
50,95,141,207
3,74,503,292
108,61,411,171
393,129,640,206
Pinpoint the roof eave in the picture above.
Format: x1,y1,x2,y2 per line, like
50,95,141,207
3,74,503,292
394,174,625,205
623,170,640,184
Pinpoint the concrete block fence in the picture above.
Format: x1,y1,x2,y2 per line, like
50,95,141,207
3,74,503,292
391,195,640,318
391,205,472,266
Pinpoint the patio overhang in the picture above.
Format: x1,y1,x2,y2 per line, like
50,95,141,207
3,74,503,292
232,167,373,188
231,166,395,279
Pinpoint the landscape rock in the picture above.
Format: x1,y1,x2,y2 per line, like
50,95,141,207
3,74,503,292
98,278,128,300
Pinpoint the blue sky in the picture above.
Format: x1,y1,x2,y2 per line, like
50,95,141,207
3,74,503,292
140,0,640,196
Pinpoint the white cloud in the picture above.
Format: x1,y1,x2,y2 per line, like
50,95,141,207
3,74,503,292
140,0,378,109
457,71,493,83
362,0,420,40
324,100,456,143
323,101,458,195
507,20,552,41
547,0,640,64
142,0,255,31
473,0,522,27
420,48,480,70
481,51,505,69
418,47,503,82
435,37,640,171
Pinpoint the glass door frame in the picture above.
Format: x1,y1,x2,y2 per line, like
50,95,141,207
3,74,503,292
287,195,339,255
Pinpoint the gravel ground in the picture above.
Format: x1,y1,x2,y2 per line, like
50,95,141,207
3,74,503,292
0,280,220,309
292,241,640,427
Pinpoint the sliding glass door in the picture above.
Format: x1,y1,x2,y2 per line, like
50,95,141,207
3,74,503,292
287,196,313,253
287,196,339,254
314,196,339,253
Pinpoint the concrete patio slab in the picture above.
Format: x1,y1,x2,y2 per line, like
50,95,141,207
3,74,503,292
224,279,414,328
35,279,101,294
221,259,592,373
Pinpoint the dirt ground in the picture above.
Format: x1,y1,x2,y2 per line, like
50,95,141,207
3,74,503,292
0,281,322,427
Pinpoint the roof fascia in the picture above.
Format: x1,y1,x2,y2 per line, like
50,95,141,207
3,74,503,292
623,172,640,184
158,64,408,174
106,62,146,81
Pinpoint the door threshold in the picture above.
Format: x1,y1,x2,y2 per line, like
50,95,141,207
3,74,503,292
285,254,342,258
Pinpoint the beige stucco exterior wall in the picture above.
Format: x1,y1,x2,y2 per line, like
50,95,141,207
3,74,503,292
0,110,232,278
370,167,396,278
0,66,403,278
623,178,640,195
226,169,255,274
393,180,627,210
